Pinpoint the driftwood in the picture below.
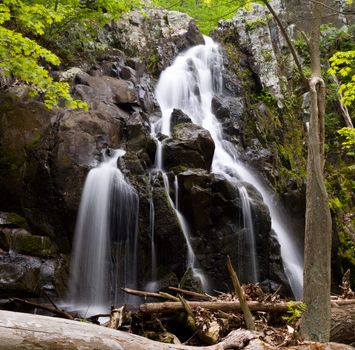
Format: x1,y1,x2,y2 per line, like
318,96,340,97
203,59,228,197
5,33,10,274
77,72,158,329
0,310,354,350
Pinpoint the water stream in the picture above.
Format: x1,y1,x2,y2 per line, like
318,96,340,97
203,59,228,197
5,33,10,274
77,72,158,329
67,150,139,315
154,36,303,298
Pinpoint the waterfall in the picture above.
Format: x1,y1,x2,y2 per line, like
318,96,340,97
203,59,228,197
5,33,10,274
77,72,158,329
67,149,139,316
237,185,258,283
155,36,303,298
149,117,209,291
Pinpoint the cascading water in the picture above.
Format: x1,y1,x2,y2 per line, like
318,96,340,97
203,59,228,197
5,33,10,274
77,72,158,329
237,185,258,283
154,36,303,298
67,149,139,315
150,113,209,291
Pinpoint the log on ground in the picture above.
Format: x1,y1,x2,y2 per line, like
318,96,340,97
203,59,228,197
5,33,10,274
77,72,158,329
0,310,354,350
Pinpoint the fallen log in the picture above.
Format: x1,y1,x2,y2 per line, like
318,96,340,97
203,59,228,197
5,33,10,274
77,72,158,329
0,310,353,350
139,299,355,314
140,300,299,314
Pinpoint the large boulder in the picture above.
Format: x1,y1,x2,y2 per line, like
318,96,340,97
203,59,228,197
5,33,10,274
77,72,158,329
73,72,137,106
163,123,215,171
52,106,124,212
175,169,287,291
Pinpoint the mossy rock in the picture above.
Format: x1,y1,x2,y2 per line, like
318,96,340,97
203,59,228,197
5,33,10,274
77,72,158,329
0,212,29,230
6,231,56,258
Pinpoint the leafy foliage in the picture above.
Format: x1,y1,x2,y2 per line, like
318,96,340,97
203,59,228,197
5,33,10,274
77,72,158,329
0,0,141,109
329,50,355,107
282,302,306,325
337,127,355,156
153,0,261,34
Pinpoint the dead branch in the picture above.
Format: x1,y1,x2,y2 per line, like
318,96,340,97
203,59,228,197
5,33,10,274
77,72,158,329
9,298,74,320
226,256,255,330
169,287,212,300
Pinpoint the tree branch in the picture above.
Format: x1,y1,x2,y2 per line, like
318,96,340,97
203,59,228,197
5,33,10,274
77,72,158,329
309,0,355,15
261,0,307,86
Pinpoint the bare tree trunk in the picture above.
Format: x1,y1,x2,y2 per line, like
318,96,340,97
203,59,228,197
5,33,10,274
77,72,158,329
300,0,332,342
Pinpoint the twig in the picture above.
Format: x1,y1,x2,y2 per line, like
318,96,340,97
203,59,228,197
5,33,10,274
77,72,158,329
158,292,180,302
10,298,73,320
169,287,212,301
121,287,165,299
41,289,59,310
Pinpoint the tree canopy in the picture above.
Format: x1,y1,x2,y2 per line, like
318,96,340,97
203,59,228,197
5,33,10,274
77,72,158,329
0,0,141,109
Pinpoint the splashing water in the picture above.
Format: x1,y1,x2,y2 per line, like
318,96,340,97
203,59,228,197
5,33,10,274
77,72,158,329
67,150,139,316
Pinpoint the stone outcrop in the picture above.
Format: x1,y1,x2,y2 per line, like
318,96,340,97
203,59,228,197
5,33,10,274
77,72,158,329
102,9,205,75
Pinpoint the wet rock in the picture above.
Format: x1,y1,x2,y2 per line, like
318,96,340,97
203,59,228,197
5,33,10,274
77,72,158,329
40,260,56,292
0,230,9,252
120,151,145,176
137,73,158,114
170,109,192,129
3,228,56,258
53,107,124,211
152,272,179,292
0,253,41,297
0,212,28,229
163,124,215,171
152,182,187,278
125,111,152,152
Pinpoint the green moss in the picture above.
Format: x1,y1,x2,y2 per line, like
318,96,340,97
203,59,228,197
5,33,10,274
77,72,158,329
245,17,267,31
7,233,56,258
146,49,159,75
170,165,188,175
261,49,273,62
5,212,29,230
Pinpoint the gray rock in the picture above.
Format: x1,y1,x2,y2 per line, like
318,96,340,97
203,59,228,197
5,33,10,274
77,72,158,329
0,253,41,297
58,67,85,82
103,9,204,74
74,73,137,105
53,107,124,211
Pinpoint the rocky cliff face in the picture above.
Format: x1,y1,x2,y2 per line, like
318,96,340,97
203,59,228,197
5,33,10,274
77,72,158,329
0,7,299,302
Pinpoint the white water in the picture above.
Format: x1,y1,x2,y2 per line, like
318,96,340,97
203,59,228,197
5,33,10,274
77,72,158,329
67,150,139,316
149,120,209,291
238,185,258,283
155,36,303,298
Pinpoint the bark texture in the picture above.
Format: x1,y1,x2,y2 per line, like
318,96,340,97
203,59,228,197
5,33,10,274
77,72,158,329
0,311,354,350
300,0,332,342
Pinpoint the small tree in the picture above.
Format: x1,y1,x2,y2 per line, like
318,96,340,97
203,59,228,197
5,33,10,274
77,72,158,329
299,0,332,341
